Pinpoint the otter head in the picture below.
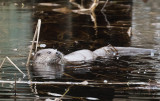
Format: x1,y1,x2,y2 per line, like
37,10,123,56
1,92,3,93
33,49,65,64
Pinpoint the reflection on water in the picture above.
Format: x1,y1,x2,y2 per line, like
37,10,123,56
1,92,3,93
1,0,160,100
132,0,160,49
34,0,132,53
32,63,64,79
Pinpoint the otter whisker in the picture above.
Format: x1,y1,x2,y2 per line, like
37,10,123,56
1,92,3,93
49,57,61,64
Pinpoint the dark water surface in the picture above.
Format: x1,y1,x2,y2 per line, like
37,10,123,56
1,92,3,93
0,0,160,100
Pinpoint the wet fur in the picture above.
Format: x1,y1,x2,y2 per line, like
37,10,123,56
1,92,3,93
33,49,66,64
33,46,156,65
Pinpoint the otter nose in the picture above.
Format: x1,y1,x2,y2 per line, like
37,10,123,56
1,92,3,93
56,51,62,58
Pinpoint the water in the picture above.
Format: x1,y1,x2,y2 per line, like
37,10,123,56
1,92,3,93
0,0,160,100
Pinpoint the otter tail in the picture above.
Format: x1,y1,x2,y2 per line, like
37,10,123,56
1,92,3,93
93,46,157,58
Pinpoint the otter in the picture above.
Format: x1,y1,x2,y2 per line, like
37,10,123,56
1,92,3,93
33,46,157,65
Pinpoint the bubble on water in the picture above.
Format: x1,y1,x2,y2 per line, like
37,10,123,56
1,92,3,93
40,44,46,48
104,80,108,83
116,56,119,60
21,62,25,65
86,97,99,100
13,48,18,51
151,51,154,57
18,78,22,81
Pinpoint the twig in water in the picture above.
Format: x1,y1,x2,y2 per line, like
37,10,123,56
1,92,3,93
14,73,17,97
0,56,26,77
89,0,99,11
127,27,132,37
6,57,26,76
58,85,72,101
0,58,6,68
0,80,154,86
101,11,110,26
26,19,41,66
101,0,109,11
69,0,84,9
101,0,110,26
35,19,41,52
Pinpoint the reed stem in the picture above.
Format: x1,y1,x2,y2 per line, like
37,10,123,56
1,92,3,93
35,19,41,52
14,73,17,97
0,57,26,76
6,57,26,76
0,58,6,68
26,19,41,66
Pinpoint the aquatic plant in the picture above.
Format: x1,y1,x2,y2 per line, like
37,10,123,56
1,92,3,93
26,19,41,66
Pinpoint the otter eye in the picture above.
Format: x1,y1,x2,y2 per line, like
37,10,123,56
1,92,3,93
37,53,41,56
56,52,60,55
56,51,62,58
47,51,51,54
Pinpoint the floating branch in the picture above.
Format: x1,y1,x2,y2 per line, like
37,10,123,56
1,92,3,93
37,3,60,7
54,86,72,101
0,56,26,77
69,0,84,9
89,0,99,11
0,80,156,86
60,86,70,99
69,0,99,13
0,57,6,68
26,19,41,66
14,73,17,97
69,0,99,33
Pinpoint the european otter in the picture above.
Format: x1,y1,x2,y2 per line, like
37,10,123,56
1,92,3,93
33,46,157,65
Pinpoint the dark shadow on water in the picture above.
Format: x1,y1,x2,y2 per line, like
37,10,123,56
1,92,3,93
33,0,132,54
